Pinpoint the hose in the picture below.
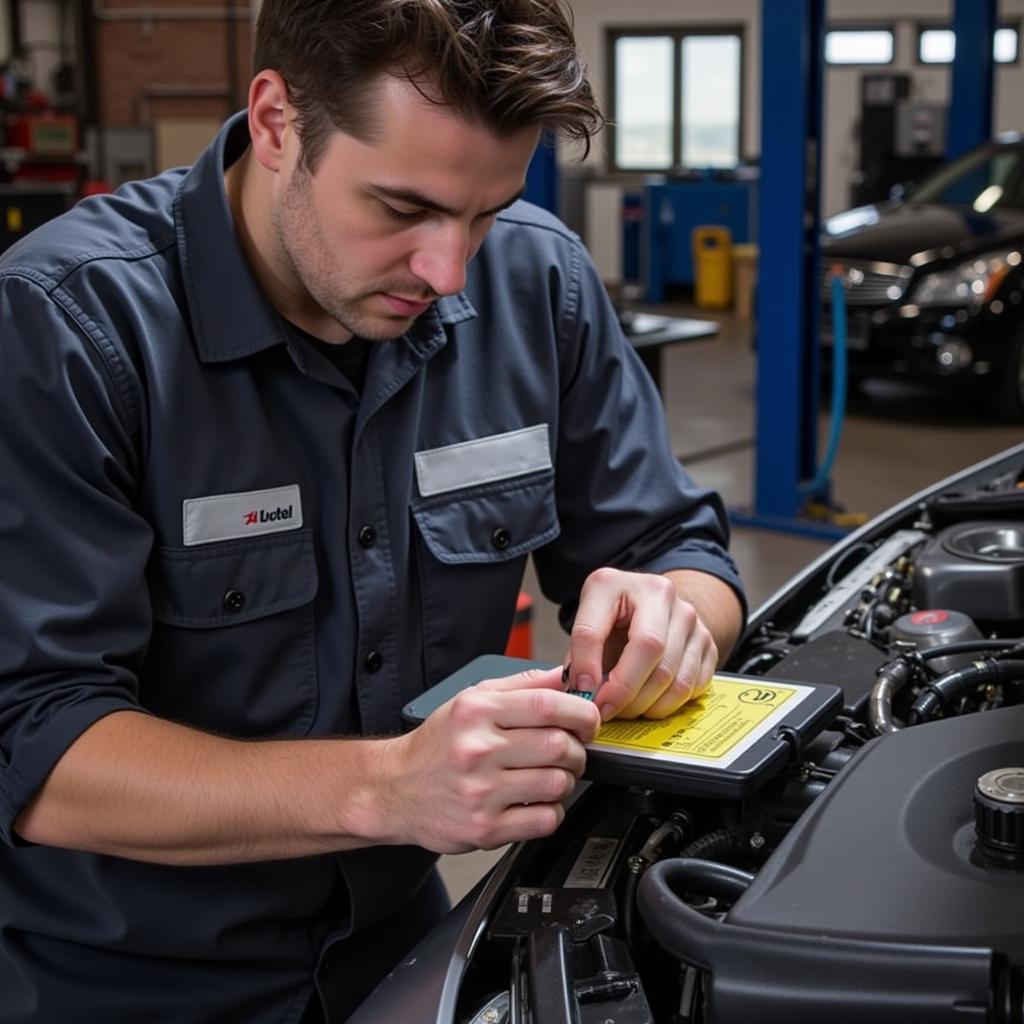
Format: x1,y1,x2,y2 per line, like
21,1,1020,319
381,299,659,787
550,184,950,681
907,658,1024,725
630,860,753,946
869,639,1024,735
622,814,690,953
868,658,913,735
918,639,1024,661
801,272,848,498
736,650,782,674
678,828,741,861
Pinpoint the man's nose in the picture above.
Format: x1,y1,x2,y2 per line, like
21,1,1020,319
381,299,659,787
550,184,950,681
409,225,469,297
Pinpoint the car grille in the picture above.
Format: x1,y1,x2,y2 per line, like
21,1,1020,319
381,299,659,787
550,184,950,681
820,260,912,306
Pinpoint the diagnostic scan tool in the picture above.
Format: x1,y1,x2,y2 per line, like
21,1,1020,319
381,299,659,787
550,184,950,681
402,655,842,799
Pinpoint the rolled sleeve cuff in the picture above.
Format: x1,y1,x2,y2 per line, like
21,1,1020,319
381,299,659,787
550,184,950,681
0,697,146,847
640,542,748,627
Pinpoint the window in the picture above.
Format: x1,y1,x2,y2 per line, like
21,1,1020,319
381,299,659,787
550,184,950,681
824,28,895,65
608,27,743,172
917,24,1020,65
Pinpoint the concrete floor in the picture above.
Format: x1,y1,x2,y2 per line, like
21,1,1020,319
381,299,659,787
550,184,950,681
437,302,1023,903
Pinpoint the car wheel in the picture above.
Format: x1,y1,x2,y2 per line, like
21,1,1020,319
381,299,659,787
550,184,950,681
993,332,1024,421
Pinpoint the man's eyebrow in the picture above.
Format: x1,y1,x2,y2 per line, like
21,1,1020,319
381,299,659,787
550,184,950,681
368,184,525,217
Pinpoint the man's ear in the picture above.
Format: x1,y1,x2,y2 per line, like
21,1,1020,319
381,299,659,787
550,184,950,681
247,70,293,173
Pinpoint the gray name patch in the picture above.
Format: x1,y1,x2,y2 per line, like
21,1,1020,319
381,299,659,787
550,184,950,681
183,485,303,546
415,424,551,497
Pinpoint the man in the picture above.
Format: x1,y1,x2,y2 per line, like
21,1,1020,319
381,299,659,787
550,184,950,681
0,1,744,1020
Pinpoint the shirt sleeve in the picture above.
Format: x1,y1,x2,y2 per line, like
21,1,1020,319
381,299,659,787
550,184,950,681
0,273,153,845
533,239,747,631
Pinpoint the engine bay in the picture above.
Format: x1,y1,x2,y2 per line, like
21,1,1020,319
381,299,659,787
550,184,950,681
358,444,1024,1024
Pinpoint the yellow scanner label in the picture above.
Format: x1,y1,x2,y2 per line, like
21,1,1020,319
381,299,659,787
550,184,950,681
593,677,801,763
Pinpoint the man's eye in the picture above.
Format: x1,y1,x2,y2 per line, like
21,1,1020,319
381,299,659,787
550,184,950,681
382,203,421,222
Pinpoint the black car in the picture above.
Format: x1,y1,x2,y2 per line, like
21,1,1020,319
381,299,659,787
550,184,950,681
351,442,1024,1023
821,135,1024,419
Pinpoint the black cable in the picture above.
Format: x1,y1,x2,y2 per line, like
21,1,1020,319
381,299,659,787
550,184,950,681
622,868,641,953
918,638,1024,662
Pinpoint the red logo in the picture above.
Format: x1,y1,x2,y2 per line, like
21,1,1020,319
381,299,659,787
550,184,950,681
911,610,949,625
243,510,258,525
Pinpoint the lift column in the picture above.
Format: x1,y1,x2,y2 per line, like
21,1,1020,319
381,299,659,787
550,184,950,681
947,0,996,159
732,0,835,538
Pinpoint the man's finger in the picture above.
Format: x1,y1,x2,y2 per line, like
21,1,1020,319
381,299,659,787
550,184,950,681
475,666,565,693
643,634,716,719
486,728,589,775
567,568,636,696
615,598,693,718
489,802,566,845
499,766,579,807
592,593,678,719
449,685,601,740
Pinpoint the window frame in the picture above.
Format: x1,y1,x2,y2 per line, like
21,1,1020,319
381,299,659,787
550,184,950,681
823,22,896,67
605,24,746,174
914,20,1022,67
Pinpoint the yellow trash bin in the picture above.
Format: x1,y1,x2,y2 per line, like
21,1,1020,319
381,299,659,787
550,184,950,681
692,225,733,309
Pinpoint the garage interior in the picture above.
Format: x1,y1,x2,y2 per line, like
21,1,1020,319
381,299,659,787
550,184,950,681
2,0,1023,920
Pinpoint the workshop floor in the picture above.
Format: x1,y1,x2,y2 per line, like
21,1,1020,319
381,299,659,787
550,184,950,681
437,301,1023,904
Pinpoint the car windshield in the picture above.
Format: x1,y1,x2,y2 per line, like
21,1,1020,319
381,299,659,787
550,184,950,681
910,145,1024,211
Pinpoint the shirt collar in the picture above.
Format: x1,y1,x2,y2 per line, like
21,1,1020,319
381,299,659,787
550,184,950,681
174,112,478,365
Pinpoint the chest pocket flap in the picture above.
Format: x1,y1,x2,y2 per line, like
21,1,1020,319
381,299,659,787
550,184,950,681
151,529,318,628
412,471,559,564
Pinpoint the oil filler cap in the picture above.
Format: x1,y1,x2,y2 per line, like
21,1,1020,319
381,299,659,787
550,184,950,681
974,767,1024,866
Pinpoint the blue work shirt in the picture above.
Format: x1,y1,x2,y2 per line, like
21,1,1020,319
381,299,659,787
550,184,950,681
0,114,744,1021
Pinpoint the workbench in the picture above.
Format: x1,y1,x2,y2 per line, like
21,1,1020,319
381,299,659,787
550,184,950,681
623,312,720,396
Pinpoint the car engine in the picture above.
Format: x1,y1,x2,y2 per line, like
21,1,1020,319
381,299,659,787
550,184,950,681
354,444,1024,1024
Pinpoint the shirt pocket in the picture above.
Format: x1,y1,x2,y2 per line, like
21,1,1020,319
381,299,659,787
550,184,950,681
144,528,319,737
411,470,559,685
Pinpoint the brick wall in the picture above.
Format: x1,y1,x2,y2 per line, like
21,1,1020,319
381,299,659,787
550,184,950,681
95,2,253,128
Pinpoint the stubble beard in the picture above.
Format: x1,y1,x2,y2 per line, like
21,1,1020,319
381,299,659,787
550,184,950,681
273,167,415,342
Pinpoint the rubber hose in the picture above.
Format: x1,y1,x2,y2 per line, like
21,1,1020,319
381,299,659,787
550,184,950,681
908,659,1024,725
678,828,740,861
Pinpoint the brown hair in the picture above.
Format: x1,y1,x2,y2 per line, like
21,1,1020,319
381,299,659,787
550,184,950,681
254,0,603,171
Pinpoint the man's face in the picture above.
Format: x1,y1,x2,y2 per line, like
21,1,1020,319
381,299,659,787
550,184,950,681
270,76,540,341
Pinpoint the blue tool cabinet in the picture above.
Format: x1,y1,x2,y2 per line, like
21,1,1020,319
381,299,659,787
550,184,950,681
640,178,758,302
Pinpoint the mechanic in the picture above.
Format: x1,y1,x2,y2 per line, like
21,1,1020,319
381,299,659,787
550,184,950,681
0,1,744,1021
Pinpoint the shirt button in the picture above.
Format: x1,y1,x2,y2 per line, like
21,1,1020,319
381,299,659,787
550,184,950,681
364,650,383,673
491,527,511,551
222,589,245,613
357,525,377,548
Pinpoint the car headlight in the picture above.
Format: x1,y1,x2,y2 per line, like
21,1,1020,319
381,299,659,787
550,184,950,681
910,250,1020,307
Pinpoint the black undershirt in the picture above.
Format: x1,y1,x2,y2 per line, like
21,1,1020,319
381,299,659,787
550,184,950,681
287,321,373,393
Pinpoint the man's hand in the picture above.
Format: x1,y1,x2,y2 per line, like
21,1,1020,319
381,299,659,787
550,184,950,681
566,567,742,721
373,667,601,854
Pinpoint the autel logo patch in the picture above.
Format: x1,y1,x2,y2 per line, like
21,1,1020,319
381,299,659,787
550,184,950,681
243,506,294,526
183,486,303,546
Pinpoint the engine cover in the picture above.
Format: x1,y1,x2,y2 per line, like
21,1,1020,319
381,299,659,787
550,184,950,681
728,704,1024,953
914,521,1024,623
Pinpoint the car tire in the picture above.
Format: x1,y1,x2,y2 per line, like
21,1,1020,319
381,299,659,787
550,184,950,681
993,332,1024,421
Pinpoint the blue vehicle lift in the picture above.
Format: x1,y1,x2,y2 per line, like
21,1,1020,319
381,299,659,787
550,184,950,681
948,0,995,159
733,0,997,540
728,0,842,540
524,133,558,215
